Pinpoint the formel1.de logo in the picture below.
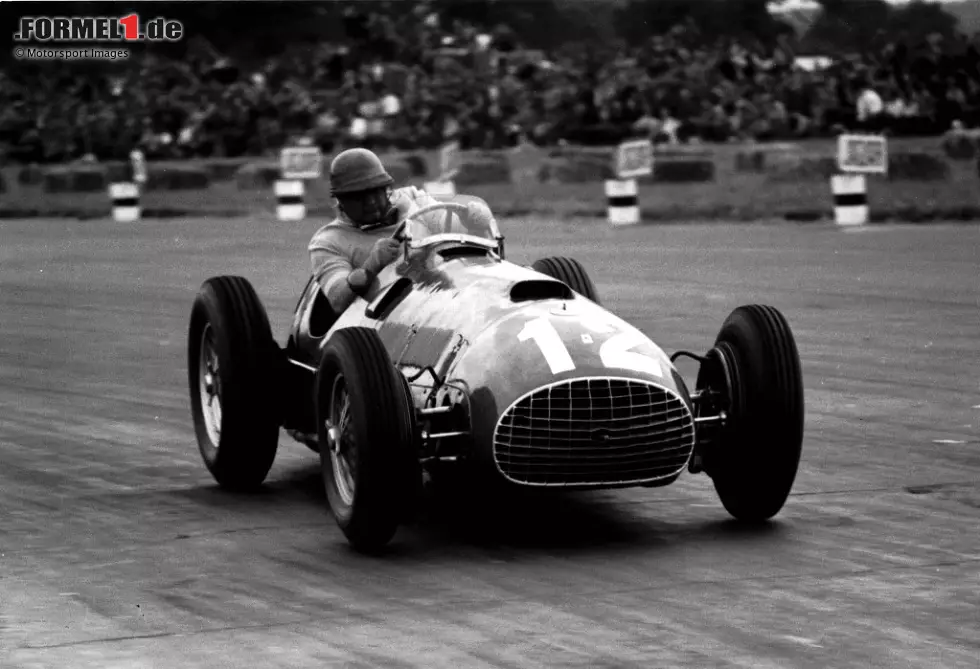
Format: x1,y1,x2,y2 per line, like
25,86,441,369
14,15,183,42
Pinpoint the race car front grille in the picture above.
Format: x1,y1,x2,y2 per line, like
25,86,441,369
493,377,696,487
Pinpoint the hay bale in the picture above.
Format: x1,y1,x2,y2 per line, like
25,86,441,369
204,158,252,182
96,161,208,189
766,156,838,182
235,161,280,190
941,130,980,160
455,151,511,186
152,165,211,190
654,145,713,160
43,168,72,193
735,150,766,173
538,145,717,184
70,166,108,192
888,152,949,182
652,159,716,183
42,165,107,193
104,161,131,183
17,164,44,186
538,153,613,183
734,143,804,173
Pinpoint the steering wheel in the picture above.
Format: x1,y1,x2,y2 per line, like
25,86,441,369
391,201,471,241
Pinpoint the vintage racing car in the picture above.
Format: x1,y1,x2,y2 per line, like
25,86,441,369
187,196,805,552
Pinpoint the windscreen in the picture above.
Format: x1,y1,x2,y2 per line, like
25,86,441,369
401,197,499,247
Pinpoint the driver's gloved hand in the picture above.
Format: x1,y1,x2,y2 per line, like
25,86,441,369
464,201,494,233
363,237,401,275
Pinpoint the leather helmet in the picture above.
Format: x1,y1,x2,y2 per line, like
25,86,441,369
328,148,394,195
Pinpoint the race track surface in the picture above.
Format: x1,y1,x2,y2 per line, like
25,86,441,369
1,214,978,669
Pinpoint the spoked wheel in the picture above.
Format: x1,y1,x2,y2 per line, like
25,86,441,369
197,324,223,448
316,327,420,553
696,305,805,522
188,276,282,491
325,376,357,508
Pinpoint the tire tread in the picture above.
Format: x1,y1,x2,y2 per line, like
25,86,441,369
530,256,600,303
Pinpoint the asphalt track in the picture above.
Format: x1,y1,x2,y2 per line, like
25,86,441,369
1,213,978,669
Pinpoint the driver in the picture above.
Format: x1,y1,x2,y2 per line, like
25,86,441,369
308,148,491,315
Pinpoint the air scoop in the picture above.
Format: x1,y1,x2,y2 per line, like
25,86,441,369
509,279,574,303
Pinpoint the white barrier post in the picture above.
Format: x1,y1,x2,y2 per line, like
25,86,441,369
275,179,305,221
278,142,322,222
424,140,460,197
831,174,869,226
609,139,653,226
834,134,887,227
605,179,640,226
109,182,140,222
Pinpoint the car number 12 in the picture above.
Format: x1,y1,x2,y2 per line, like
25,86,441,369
517,316,663,377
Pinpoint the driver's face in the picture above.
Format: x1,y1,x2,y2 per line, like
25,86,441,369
337,187,393,228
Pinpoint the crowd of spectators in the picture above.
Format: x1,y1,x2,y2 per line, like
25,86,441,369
1,2,979,163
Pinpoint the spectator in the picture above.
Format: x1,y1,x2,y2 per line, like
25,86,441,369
855,78,885,130
3,4,980,163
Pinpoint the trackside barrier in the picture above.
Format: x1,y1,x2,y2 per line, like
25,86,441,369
606,139,653,227
275,179,305,221
831,175,869,226
834,134,887,227
109,182,140,222
605,179,640,226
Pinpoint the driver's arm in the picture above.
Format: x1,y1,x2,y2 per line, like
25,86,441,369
309,231,400,314
310,242,360,314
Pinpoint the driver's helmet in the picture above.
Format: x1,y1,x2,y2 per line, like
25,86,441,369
329,148,397,230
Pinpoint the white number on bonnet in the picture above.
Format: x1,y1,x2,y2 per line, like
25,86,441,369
518,316,663,377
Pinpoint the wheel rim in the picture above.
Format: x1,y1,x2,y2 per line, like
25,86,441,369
328,375,357,506
198,323,222,448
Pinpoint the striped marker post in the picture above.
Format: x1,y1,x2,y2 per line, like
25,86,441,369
275,179,305,221
830,174,868,226
109,182,140,222
604,178,640,226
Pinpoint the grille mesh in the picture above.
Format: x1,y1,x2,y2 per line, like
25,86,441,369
493,377,696,486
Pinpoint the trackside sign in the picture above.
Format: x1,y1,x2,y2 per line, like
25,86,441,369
614,139,654,180
837,134,888,175
14,15,184,42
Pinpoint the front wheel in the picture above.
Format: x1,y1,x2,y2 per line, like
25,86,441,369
530,256,600,304
187,276,282,491
316,327,420,552
696,305,805,522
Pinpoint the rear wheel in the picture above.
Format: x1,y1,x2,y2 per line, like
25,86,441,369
316,327,420,552
696,305,804,522
531,256,600,303
188,276,281,491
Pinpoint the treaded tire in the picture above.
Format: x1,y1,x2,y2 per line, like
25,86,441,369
188,276,281,491
530,256,600,303
698,305,805,522
316,327,420,552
